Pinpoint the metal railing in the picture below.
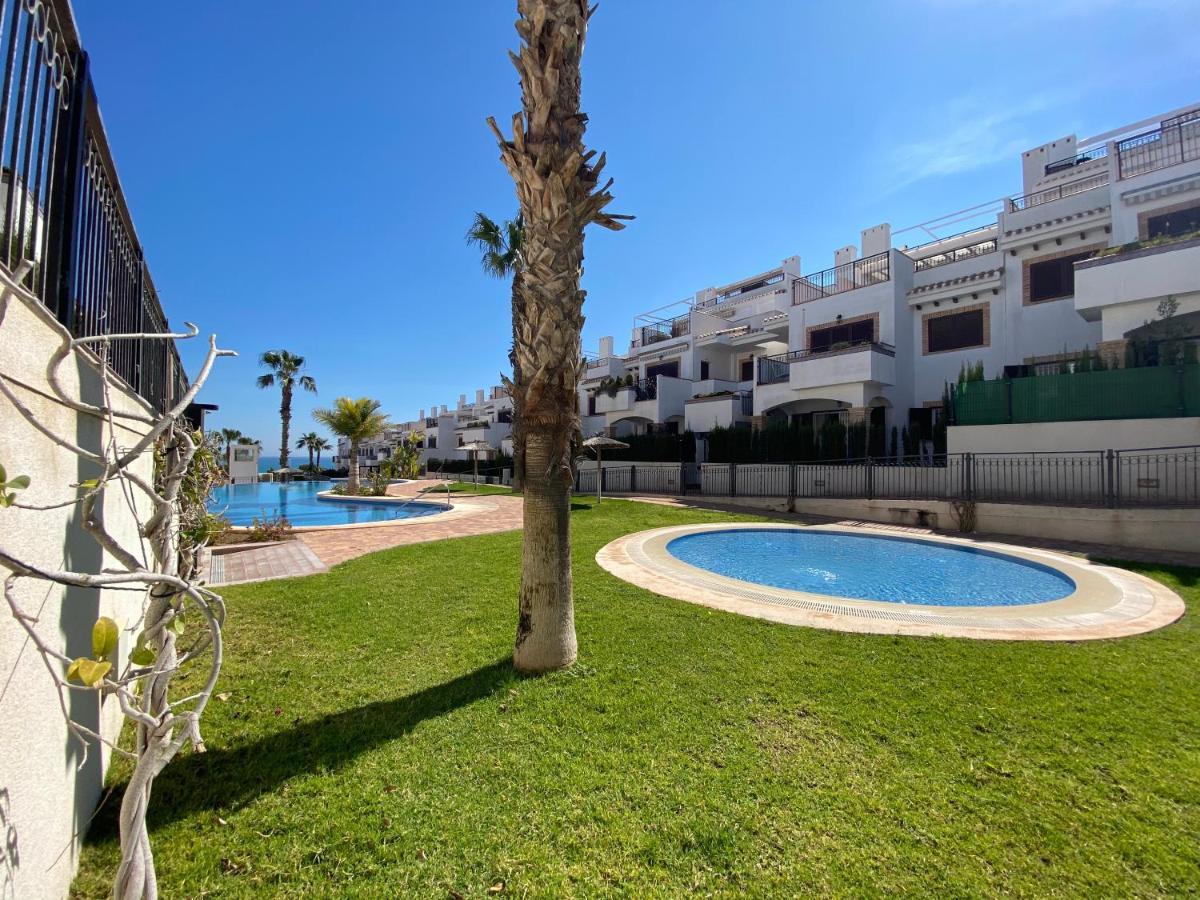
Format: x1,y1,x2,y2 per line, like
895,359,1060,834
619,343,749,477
633,376,657,402
756,341,896,385
0,0,187,412
567,447,1200,508
1117,110,1200,180
632,314,690,349
792,251,890,305
911,237,998,272
1007,172,1109,212
710,271,785,305
1044,145,1108,176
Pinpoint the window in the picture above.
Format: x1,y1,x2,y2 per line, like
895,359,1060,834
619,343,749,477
1146,204,1200,239
1028,251,1093,302
457,435,464,447
699,360,710,380
739,358,754,381
428,436,437,450
645,360,679,379
233,448,252,462
587,394,596,416
809,318,874,352
927,309,985,353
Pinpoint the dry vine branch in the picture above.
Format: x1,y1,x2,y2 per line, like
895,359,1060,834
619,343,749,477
0,266,234,900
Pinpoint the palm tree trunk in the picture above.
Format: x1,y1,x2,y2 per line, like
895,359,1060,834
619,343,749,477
509,271,525,493
317,448,323,471
308,447,314,471
491,0,627,672
513,426,575,670
279,384,293,470
348,438,360,493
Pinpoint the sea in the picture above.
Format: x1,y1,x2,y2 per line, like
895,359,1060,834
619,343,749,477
257,454,333,473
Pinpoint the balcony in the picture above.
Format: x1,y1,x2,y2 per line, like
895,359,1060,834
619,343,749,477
1074,234,1200,323
1116,109,1200,180
911,237,998,272
1044,145,1108,176
792,251,890,305
1007,171,1109,212
631,314,691,349
425,417,439,428
694,270,788,310
684,390,754,432
594,375,694,422
757,341,897,389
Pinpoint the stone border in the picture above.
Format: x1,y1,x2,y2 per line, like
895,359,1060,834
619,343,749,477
595,523,1185,641
225,495,496,534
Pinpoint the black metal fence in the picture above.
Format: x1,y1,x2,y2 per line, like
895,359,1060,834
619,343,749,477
911,237,998,272
1117,108,1200,180
572,446,1200,509
0,0,185,412
792,251,890,305
1007,172,1109,212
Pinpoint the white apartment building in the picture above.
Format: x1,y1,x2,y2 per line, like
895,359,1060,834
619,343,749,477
332,386,515,472
576,102,1200,450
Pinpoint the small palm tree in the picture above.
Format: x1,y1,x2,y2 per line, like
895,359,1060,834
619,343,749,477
218,427,243,461
314,437,332,472
257,350,317,470
312,398,388,493
296,431,323,472
467,211,525,491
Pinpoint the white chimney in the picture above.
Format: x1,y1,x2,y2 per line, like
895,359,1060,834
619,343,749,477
599,335,614,358
781,255,801,277
476,389,485,404
861,223,891,257
441,404,448,415
419,408,425,420
458,393,466,409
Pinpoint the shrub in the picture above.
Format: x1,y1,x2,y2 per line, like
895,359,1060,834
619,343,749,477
246,513,292,542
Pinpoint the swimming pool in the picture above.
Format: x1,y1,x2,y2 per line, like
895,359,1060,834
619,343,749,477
207,481,448,528
665,528,1075,607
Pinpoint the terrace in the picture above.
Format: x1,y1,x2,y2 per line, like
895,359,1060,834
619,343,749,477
757,340,897,386
1116,108,1200,180
792,251,891,305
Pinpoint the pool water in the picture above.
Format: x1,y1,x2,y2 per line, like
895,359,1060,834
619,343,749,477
665,529,1075,607
207,481,448,527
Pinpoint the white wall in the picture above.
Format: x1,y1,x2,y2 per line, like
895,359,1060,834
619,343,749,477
1,289,156,899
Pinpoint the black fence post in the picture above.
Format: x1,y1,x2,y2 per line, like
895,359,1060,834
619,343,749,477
1005,379,1014,424
574,467,581,493
1105,448,1116,508
730,462,737,497
630,464,637,494
44,51,91,329
601,466,607,494
788,462,796,505
866,457,874,501
678,463,685,496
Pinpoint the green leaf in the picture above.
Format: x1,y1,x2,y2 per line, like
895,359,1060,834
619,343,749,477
92,617,120,660
74,658,112,687
166,616,185,637
0,463,6,483
0,491,12,508
130,643,156,667
66,658,82,682
8,474,29,490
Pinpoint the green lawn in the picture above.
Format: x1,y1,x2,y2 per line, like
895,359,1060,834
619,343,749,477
74,499,1199,897
441,482,513,496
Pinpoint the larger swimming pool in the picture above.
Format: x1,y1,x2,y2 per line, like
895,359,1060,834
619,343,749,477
665,528,1075,607
208,481,448,528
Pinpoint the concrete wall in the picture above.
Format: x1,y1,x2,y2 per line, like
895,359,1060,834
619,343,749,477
0,288,157,898
949,419,1200,453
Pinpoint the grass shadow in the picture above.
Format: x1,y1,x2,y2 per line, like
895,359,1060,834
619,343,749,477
88,659,515,838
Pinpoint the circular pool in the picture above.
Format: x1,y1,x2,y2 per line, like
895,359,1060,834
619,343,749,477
208,481,448,528
596,523,1185,641
665,528,1074,607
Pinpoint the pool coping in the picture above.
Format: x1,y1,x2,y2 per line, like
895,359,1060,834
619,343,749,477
217,493,489,534
595,523,1186,641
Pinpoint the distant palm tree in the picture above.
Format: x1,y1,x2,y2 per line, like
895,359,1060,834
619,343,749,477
257,350,317,470
218,427,244,462
467,211,525,490
296,431,323,472
314,437,332,472
312,398,388,493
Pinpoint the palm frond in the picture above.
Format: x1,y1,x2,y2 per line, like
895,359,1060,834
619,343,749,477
299,375,318,393
255,374,275,389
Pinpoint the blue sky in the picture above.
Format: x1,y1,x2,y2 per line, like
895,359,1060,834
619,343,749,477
75,1,1199,453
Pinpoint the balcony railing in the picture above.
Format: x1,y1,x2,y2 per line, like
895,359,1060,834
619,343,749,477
632,314,690,348
633,376,658,402
0,0,187,412
424,417,438,427
792,251,890,305
911,237,998,272
1007,172,1109,212
1044,145,1108,176
756,341,896,385
1116,110,1200,180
